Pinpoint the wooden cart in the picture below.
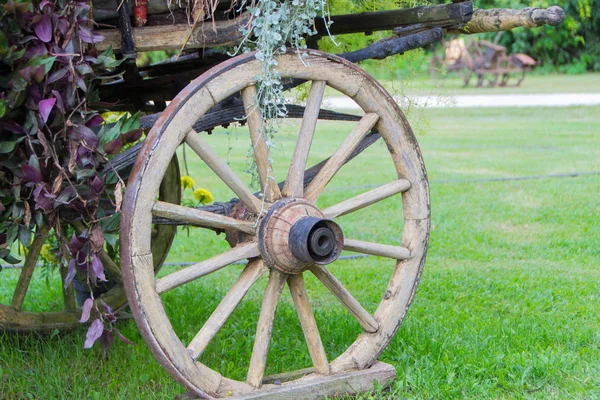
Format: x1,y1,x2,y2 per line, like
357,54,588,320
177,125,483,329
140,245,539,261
430,37,538,87
1,1,564,398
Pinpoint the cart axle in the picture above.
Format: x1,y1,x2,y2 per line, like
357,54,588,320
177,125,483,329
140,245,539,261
258,199,343,274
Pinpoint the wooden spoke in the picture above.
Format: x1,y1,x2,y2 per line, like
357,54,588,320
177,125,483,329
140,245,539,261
304,113,379,203
247,270,287,387
152,201,255,234
287,274,329,375
60,265,77,311
282,80,327,198
309,265,378,333
11,226,50,311
155,242,260,294
343,239,410,260
322,179,411,219
241,85,281,202
185,129,263,215
187,259,267,360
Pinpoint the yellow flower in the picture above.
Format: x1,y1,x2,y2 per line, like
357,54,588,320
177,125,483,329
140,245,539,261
101,111,129,124
40,244,58,265
193,188,213,205
180,175,195,190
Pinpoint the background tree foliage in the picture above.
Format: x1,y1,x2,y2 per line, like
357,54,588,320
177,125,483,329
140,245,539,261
466,0,597,72
323,0,598,73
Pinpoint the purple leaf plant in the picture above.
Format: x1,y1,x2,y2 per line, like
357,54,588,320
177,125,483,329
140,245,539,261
0,0,135,352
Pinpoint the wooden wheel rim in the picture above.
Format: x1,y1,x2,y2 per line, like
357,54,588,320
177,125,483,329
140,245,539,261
0,157,180,332
121,50,430,397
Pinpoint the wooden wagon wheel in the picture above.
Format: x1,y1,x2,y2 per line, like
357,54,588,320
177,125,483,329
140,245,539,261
121,50,430,398
0,157,180,331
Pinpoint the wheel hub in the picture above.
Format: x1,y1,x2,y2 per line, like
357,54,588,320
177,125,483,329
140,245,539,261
258,199,343,274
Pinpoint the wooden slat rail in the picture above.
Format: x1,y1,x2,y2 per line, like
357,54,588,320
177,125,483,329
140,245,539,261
96,3,473,52
96,13,251,52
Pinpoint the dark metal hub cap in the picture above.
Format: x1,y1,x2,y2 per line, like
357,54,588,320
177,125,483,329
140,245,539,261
258,199,344,274
289,217,343,264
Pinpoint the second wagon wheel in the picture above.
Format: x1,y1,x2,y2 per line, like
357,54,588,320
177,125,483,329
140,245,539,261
0,157,180,331
121,50,430,398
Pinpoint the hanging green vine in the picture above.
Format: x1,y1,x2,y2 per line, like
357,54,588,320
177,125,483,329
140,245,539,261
231,0,331,187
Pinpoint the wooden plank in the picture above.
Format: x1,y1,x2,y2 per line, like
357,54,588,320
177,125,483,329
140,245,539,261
241,85,281,202
343,239,411,260
322,179,411,219
152,200,256,234
11,226,50,310
247,270,287,387
282,81,326,198
287,274,329,375
313,2,472,37
155,242,260,294
304,113,379,203
185,129,263,215
233,362,395,399
96,13,250,52
309,265,378,333
187,260,267,360
262,367,315,385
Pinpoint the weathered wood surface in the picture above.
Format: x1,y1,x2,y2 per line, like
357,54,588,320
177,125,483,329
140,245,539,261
322,179,411,219
187,259,267,360
96,13,250,52
178,362,396,400
110,105,361,179
452,6,565,34
282,81,326,198
315,2,472,37
343,238,411,260
309,265,379,334
241,85,282,202
154,242,260,294
152,200,256,234
247,270,287,387
99,29,446,111
287,274,330,375
186,129,264,215
151,132,382,228
96,2,471,53
303,113,379,203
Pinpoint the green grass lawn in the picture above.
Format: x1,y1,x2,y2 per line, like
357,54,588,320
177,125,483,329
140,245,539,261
1,105,599,399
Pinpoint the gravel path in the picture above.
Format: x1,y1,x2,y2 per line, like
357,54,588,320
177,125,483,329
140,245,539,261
324,93,600,110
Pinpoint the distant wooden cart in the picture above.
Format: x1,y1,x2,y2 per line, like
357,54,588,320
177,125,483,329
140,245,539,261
431,37,537,87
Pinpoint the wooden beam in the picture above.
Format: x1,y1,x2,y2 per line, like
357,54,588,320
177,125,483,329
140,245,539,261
313,2,472,37
451,6,565,34
96,13,250,52
219,362,395,399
